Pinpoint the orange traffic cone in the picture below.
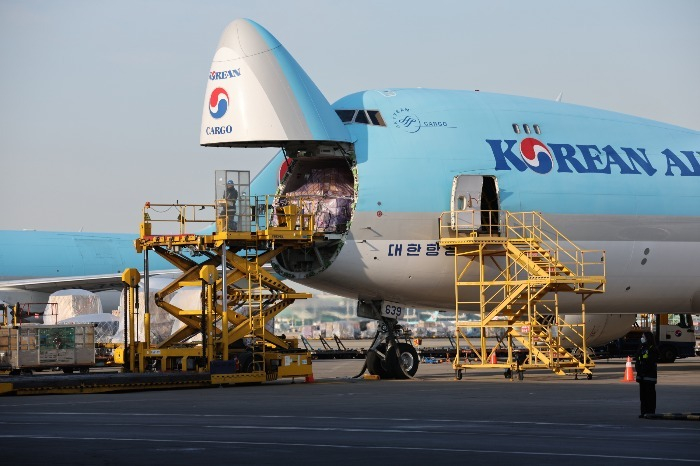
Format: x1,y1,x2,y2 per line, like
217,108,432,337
489,352,498,364
621,356,634,382
305,374,315,383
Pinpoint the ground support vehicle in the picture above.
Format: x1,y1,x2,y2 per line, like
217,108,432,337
596,314,696,363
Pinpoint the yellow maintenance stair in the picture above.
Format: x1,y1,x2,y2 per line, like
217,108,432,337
438,210,606,379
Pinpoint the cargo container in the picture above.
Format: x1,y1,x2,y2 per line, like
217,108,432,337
0,324,95,374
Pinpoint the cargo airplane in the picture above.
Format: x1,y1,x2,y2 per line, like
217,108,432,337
199,19,700,376
2,19,698,379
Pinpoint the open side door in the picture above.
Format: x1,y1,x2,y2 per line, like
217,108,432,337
450,175,500,233
451,175,483,231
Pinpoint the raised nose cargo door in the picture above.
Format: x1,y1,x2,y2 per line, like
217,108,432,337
200,19,351,151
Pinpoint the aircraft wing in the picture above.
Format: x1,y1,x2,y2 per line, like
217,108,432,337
0,270,180,294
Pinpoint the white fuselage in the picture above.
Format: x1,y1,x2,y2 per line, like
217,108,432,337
299,211,700,315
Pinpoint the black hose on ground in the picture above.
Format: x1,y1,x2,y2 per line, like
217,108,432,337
352,330,382,379
352,359,368,379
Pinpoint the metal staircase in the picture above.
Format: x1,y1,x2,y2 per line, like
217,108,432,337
438,210,606,378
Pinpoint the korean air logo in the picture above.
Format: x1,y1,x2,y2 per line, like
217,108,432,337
392,108,421,133
209,87,229,119
520,137,553,174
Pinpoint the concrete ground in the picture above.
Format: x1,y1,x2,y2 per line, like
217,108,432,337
0,356,698,465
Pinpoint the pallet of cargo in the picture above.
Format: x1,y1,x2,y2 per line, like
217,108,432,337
0,324,95,375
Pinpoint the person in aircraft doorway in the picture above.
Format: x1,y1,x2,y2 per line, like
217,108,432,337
635,331,658,418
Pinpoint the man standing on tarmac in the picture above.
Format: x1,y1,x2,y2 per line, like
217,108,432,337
635,331,658,418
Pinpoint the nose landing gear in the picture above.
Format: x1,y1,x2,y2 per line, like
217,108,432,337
364,319,419,379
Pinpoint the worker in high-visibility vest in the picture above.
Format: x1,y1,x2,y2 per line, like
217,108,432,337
635,331,658,418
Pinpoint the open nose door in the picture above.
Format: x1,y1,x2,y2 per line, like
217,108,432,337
201,19,351,150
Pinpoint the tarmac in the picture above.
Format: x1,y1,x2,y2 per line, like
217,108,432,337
0,356,698,465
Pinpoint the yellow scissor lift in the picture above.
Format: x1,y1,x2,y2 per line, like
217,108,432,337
438,210,606,380
121,171,318,386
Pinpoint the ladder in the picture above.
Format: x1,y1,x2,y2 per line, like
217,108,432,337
439,210,606,378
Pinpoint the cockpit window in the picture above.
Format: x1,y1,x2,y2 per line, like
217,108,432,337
335,109,386,126
367,110,385,126
354,110,369,124
335,110,355,122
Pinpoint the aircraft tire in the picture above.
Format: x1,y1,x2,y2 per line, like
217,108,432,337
366,344,391,379
388,343,419,379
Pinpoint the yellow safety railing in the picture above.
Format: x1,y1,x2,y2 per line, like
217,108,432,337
139,195,320,237
438,210,605,292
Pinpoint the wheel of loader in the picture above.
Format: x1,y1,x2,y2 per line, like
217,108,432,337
658,345,677,363
237,352,253,372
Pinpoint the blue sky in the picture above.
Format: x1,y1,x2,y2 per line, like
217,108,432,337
1,0,698,232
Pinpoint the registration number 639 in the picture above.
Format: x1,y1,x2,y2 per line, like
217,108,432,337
381,300,405,319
